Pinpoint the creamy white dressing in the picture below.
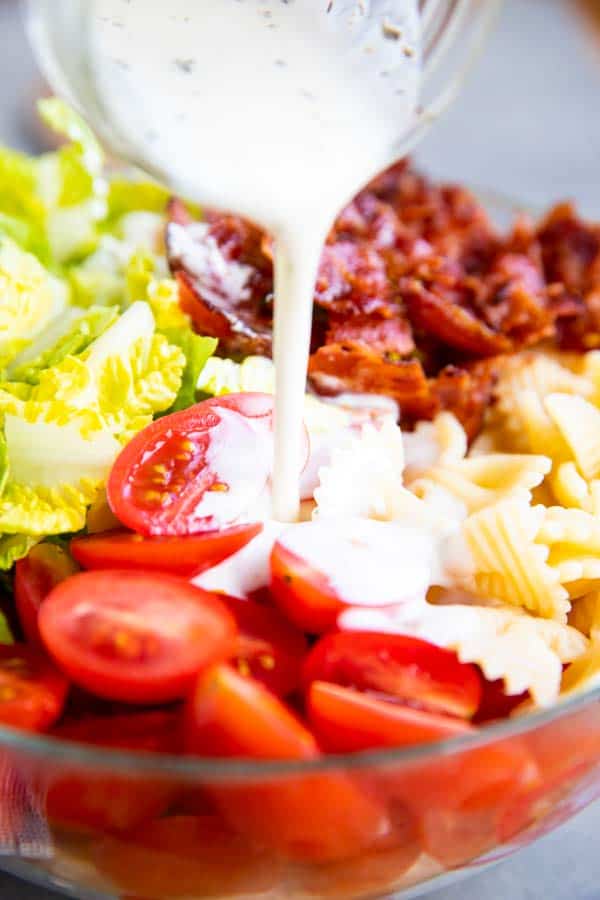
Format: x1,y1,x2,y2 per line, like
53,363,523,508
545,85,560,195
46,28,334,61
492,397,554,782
194,520,284,599
187,407,271,527
279,518,434,606
79,0,422,522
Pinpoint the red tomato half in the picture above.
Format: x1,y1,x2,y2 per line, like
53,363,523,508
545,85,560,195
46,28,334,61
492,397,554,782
107,394,273,537
222,595,308,697
303,632,482,719
270,542,344,633
0,644,68,732
308,681,473,753
186,663,314,759
70,524,262,577
92,815,279,898
39,571,237,704
15,543,79,646
46,712,181,835
52,710,182,754
185,665,390,862
270,520,429,633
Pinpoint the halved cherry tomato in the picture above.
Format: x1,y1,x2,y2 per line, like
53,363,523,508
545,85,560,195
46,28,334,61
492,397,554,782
15,543,79,646
303,632,482,719
389,738,540,867
46,712,181,835
186,663,314,759
52,710,182,753
39,571,237,704
92,815,279,898
270,520,430,633
270,541,344,633
107,394,274,537
222,595,308,697
308,681,472,753
70,524,262,578
185,665,390,862
0,644,68,732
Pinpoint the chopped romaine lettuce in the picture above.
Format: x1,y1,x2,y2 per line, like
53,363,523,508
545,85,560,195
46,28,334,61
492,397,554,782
0,238,68,366
0,302,187,542
163,328,217,414
0,101,220,559
8,306,118,384
197,355,276,396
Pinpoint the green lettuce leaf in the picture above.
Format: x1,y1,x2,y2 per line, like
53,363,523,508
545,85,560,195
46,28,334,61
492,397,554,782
0,147,48,261
144,278,217,412
9,306,118,384
0,238,68,366
37,98,104,180
107,177,171,222
0,301,185,539
163,328,217,413
197,355,276,396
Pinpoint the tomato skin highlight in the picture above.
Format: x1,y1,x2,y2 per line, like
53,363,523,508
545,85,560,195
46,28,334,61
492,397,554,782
39,571,237,704
107,395,273,537
15,543,79,646
270,541,344,633
303,632,482,719
221,595,308,697
70,524,262,578
185,665,391,862
0,644,69,732
308,681,473,753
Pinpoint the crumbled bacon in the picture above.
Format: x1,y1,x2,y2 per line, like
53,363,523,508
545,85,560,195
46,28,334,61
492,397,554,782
168,161,600,439
309,344,435,420
167,211,273,357
314,242,392,315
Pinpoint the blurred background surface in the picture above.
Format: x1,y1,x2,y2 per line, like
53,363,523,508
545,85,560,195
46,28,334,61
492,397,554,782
1,0,600,897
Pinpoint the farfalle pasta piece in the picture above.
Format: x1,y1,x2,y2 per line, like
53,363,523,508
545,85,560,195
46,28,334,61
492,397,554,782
463,497,570,620
582,350,600,405
561,645,600,699
546,547,600,593
549,461,600,514
410,453,550,514
340,601,587,706
545,393,600,481
568,589,600,640
538,506,600,550
493,354,591,456
314,418,407,522
402,412,467,481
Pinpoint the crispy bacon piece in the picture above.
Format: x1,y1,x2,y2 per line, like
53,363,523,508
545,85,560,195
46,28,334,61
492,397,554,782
314,242,392,315
167,213,273,357
308,344,435,420
366,161,497,267
325,314,414,357
401,258,512,358
538,203,600,294
431,361,500,440
537,204,600,350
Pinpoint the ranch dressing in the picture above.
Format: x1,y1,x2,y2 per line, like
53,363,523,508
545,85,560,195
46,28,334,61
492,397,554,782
55,0,423,520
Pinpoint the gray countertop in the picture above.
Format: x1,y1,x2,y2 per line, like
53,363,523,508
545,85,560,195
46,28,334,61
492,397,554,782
1,0,600,897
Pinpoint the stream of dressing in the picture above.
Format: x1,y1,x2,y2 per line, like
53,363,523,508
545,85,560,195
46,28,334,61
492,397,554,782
86,0,422,521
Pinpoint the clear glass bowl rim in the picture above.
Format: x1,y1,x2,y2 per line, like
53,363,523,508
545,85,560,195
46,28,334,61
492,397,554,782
0,682,595,782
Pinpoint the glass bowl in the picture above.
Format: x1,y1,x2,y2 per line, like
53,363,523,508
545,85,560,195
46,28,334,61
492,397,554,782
0,190,596,900
0,686,599,900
